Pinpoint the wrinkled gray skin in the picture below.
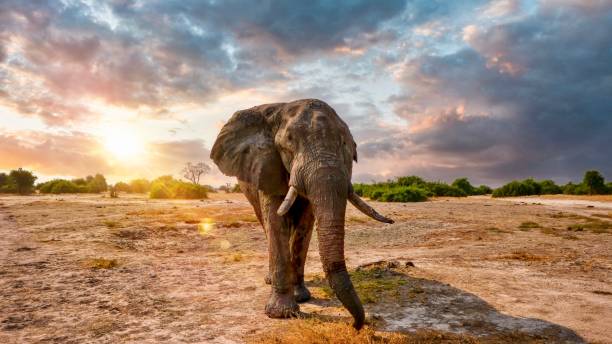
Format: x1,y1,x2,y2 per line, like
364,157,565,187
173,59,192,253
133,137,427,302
210,99,393,329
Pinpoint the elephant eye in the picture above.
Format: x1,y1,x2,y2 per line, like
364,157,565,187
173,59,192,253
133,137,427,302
287,134,293,141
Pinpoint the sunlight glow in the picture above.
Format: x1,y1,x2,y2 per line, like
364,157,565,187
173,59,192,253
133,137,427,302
198,218,215,235
102,126,145,160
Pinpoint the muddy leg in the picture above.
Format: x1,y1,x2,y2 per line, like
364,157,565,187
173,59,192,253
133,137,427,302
290,199,314,302
260,192,298,318
241,182,272,285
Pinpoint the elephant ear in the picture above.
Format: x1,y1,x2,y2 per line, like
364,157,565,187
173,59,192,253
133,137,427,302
210,107,287,195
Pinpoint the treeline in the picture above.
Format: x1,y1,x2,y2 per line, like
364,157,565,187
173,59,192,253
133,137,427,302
492,170,612,197
38,174,108,194
0,168,214,200
0,168,38,194
353,176,492,202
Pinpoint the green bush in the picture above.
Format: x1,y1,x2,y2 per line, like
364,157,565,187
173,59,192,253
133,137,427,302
473,185,493,195
451,178,475,195
149,176,208,199
539,179,562,194
7,168,37,194
583,170,606,195
396,176,426,187
562,182,589,195
377,186,428,202
114,182,131,192
492,178,541,197
172,181,209,199
38,179,84,194
149,183,172,199
425,182,466,197
129,179,151,193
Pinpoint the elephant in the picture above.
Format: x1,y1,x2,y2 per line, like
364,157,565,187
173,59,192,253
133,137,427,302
210,99,393,329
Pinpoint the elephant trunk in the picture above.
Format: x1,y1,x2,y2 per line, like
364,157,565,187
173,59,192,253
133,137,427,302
306,168,364,330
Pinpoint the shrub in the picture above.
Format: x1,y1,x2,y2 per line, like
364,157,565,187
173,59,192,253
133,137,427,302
583,170,606,195
396,175,426,187
149,176,208,199
563,182,589,195
114,182,131,192
0,173,8,187
149,183,172,199
86,174,108,193
425,182,466,197
172,181,209,199
49,180,82,194
451,177,475,195
473,185,493,195
129,179,151,193
539,179,562,194
493,178,541,197
377,186,428,202
9,168,37,194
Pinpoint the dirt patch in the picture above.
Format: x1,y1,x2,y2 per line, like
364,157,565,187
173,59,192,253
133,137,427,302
0,194,610,343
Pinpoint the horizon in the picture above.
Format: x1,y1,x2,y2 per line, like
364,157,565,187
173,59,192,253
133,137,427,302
1,1,611,186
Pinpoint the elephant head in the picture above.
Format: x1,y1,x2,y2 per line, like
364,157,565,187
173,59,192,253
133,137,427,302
210,99,393,329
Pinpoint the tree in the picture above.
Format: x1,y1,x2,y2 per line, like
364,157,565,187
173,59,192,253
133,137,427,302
583,170,605,195
129,179,151,193
9,168,37,194
87,173,108,193
451,177,475,195
182,162,210,184
114,182,131,192
0,172,8,186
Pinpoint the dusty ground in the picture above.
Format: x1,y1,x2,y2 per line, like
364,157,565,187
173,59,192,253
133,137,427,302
0,193,610,343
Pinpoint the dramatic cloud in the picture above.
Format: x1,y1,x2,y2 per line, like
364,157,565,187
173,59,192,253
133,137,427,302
1,1,610,184
373,1,612,183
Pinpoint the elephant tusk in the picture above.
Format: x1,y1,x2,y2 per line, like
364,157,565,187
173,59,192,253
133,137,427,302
277,186,298,216
348,189,394,224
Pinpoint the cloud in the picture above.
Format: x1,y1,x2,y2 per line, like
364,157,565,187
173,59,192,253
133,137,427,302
379,2,612,183
0,130,214,182
0,0,409,127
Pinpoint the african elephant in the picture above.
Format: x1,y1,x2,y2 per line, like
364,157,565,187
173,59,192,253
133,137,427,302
210,99,393,329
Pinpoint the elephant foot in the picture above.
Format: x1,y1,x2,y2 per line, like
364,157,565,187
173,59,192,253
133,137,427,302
264,274,271,285
265,290,299,318
294,283,311,303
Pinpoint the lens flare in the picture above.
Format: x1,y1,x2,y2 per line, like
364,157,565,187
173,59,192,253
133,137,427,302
198,218,215,235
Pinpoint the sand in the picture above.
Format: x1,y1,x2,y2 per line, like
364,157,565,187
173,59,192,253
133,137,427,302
0,193,610,343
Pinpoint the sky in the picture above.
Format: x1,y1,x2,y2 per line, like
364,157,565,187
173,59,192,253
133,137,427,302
1,0,611,186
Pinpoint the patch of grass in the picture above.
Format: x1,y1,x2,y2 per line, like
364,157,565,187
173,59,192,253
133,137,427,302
347,216,369,224
103,220,119,228
310,264,408,304
567,218,611,234
518,221,541,231
248,318,546,344
485,227,510,234
83,258,118,269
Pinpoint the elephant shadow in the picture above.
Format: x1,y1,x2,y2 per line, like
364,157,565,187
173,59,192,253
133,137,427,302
302,263,585,343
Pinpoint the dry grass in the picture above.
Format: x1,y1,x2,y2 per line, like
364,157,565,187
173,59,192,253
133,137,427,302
248,319,479,344
82,258,119,269
518,221,541,231
309,263,408,304
501,250,548,262
103,220,120,228
248,319,550,344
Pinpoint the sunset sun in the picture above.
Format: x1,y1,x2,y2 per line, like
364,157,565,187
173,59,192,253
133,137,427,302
101,126,145,160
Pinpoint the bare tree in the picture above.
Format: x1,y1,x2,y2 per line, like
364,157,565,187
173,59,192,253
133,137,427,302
182,162,211,184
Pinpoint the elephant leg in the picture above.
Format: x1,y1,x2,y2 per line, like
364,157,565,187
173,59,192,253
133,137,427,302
290,198,314,302
260,192,299,318
240,182,272,285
